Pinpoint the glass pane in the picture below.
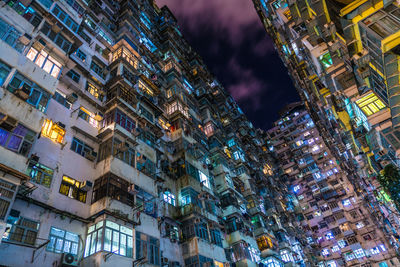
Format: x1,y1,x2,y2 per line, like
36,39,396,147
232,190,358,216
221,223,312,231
71,242,78,255
96,228,102,252
112,230,119,254
84,234,91,257
106,220,119,231
127,236,133,258
104,228,112,252
120,234,126,256
50,227,65,238
63,240,71,253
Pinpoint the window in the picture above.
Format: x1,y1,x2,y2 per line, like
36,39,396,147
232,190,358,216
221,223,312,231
59,175,87,203
86,82,103,100
331,245,339,252
355,92,386,116
112,47,138,68
165,101,188,118
27,160,54,187
90,60,106,79
203,122,214,137
74,49,87,62
78,107,99,128
195,222,209,241
256,235,273,251
139,105,154,123
84,221,103,257
342,199,351,207
52,91,71,109
3,216,39,246
98,29,113,45
280,249,293,262
92,174,135,206
0,17,25,52
344,252,355,261
198,170,210,188
319,52,332,69
102,221,133,257
7,71,51,112
0,119,36,156
136,231,159,264
138,80,154,97
66,69,80,83
210,229,222,247
140,12,152,29
248,246,260,262
26,47,62,78
65,0,84,15
52,5,79,32
0,179,16,220
7,1,43,27
47,227,79,255
0,61,11,86
163,191,175,206
183,79,193,94
353,248,365,258
136,152,155,177
40,22,72,53
70,137,96,159
139,32,157,52
41,119,65,143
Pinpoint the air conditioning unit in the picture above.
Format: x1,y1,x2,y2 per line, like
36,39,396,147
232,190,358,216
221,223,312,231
18,33,32,46
61,253,79,266
66,93,78,103
15,84,31,100
0,115,18,131
80,180,93,191
84,151,97,161
57,122,66,129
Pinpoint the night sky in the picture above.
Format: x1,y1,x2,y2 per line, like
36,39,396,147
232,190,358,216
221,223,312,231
156,0,300,130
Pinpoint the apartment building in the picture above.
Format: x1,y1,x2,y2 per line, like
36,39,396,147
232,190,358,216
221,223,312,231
266,102,400,267
253,0,400,266
0,0,308,266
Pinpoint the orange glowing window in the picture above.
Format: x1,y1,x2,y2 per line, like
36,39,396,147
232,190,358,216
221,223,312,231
42,119,65,143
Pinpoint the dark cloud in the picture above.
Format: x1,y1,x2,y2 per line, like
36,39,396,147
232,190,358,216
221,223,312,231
157,0,259,45
156,0,300,129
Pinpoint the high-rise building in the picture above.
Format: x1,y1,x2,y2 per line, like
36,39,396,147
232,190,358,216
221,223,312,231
266,102,400,267
0,0,306,266
253,0,400,266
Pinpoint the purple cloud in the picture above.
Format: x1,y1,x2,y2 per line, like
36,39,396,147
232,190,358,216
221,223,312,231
227,58,265,110
156,0,260,45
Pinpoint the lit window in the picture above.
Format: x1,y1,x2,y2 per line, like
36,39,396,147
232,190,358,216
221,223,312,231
353,248,365,258
342,199,351,207
356,221,364,229
379,244,386,252
280,249,293,262
319,52,333,69
344,252,355,261
204,122,214,137
86,82,103,100
138,80,154,96
78,107,99,128
325,232,334,240
312,145,319,152
26,47,62,78
2,216,39,245
198,170,210,188
296,140,303,146
322,248,330,256
84,220,133,258
27,160,54,188
47,227,79,255
112,46,138,68
331,245,339,252
336,240,345,248
370,247,380,255
59,175,87,203
163,191,175,206
41,119,65,143
355,92,386,117
293,185,300,193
